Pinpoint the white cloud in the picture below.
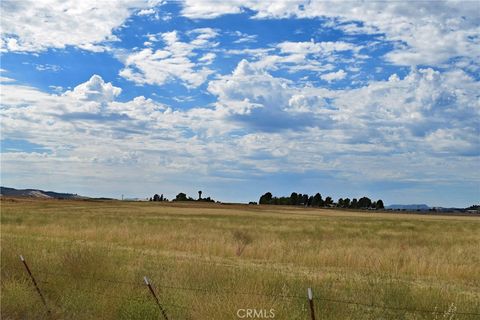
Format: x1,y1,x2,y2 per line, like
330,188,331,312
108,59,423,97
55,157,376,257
225,48,274,57
208,59,479,160
181,1,244,19
208,59,292,115
137,8,156,16
198,52,216,65
332,68,480,156
35,64,62,72
1,0,160,52
232,31,257,44
0,71,15,83
234,40,356,75
64,74,122,104
0,77,14,83
277,40,358,54
188,28,219,40
118,29,218,87
1,65,478,200
320,69,347,82
207,59,337,133
48,85,64,93
180,0,480,67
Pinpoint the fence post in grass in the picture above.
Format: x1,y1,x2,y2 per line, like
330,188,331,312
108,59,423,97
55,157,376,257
19,255,51,317
144,276,169,320
307,287,316,320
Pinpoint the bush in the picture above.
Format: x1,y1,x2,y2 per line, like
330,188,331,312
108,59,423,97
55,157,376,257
232,230,253,256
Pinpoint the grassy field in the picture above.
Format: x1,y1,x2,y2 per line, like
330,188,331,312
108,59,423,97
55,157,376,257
1,198,479,319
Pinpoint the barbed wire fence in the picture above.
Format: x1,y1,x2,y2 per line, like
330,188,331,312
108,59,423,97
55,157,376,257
17,255,480,320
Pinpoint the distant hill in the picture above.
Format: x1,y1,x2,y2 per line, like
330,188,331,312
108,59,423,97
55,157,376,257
386,204,430,211
0,187,85,199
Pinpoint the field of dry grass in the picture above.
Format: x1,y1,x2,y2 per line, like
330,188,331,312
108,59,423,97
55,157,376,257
1,198,479,319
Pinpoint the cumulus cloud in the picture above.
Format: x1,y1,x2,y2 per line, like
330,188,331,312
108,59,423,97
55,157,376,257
1,1,478,204
118,29,218,87
208,59,336,131
321,69,347,82
333,68,480,156
233,39,357,75
180,0,480,67
208,59,479,160
66,75,121,101
1,61,478,201
0,0,160,52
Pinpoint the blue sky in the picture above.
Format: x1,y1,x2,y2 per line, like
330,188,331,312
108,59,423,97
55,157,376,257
1,0,479,206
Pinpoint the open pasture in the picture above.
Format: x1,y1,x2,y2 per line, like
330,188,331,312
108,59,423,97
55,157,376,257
1,198,479,319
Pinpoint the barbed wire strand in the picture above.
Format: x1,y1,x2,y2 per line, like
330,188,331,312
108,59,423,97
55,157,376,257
26,272,480,317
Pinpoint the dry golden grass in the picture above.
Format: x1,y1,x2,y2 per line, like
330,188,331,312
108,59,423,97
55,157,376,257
1,198,479,319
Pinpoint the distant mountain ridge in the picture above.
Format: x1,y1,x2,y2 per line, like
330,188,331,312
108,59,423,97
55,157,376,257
385,204,430,210
0,187,85,199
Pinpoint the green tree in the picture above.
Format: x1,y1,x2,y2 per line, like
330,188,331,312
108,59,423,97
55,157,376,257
175,192,188,201
376,199,384,209
358,197,372,209
302,194,309,206
350,198,358,208
290,192,298,205
337,198,344,207
325,196,333,206
259,192,273,204
313,193,322,207
307,196,314,207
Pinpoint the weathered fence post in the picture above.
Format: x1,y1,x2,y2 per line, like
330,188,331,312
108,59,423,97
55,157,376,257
19,255,51,317
307,287,316,320
144,276,169,320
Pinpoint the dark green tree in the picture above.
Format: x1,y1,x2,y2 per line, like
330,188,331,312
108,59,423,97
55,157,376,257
313,193,322,207
358,197,372,209
376,199,384,209
337,198,344,207
296,193,303,205
259,192,273,204
350,198,358,208
325,196,333,206
302,194,309,206
175,192,188,201
290,192,298,205
307,196,314,207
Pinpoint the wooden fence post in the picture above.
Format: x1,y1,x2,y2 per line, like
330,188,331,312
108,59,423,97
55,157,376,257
307,287,316,320
144,276,169,320
19,255,51,317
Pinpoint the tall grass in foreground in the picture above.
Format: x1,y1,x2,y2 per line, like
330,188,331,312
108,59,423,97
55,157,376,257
1,198,479,319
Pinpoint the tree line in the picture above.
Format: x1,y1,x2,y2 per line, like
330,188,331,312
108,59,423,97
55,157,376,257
258,192,384,209
150,190,215,203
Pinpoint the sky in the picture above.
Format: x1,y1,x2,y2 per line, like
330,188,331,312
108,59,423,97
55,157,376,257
0,0,479,207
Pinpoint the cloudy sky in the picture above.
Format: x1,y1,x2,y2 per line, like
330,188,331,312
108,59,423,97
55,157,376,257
1,0,479,206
